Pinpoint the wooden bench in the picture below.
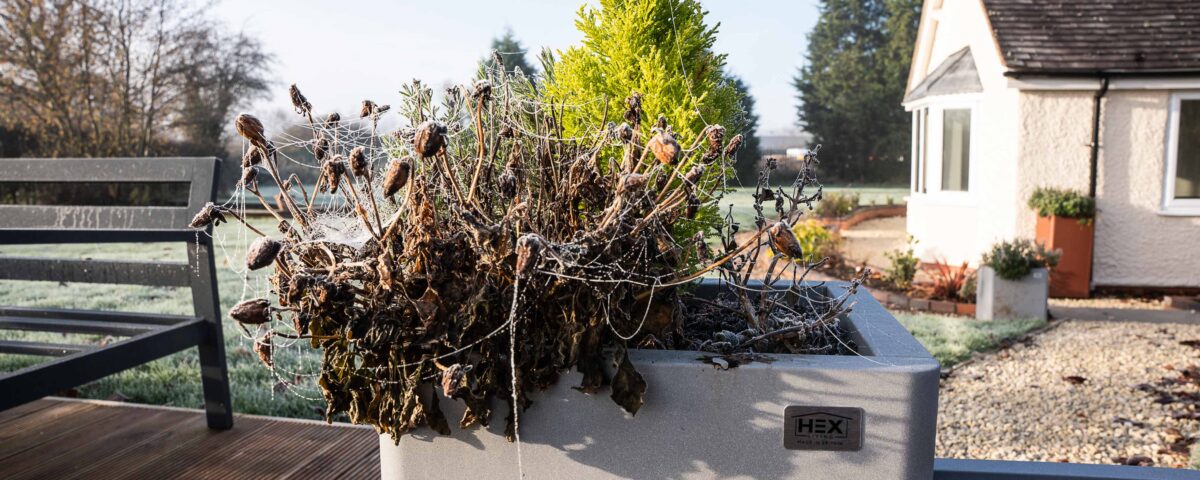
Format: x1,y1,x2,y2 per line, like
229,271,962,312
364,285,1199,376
0,157,232,429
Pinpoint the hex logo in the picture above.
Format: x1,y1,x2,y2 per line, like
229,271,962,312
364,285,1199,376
783,406,864,451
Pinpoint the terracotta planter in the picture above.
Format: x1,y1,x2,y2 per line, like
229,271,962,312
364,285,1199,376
1035,215,1093,298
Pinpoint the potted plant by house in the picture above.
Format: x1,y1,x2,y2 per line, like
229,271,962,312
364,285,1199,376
976,239,1059,321
193,71,939,479
1028,187,1095,298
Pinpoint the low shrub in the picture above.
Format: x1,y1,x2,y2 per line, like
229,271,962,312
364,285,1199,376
815,191,858,218
790,219,840,262
925,258,970,301
883,237,919,291
1028,187,1095,219
982,239,1060,281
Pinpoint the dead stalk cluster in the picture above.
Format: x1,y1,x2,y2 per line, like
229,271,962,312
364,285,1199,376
192,60,859,443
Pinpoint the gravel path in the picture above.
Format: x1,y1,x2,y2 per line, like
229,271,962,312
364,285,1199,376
937,319,1200,469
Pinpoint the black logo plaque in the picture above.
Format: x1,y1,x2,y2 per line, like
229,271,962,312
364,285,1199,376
783,406,864,451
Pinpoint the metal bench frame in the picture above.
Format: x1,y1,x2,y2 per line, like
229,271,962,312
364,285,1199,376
0,157,232,429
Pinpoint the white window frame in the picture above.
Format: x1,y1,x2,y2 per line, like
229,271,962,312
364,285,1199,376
908,94,979,205
1162,92,1200,216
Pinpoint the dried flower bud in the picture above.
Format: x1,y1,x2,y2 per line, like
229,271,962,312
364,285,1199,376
516,233,546,277
360,100,376,118
240,166,258,187
324,112,340,129
723,134,744,157
694,232,711,263
647,131,681,165
686,194,700,219
289,84,312,116
616,123,634,143
235,114,269,152
349,146,369,178
414,121,447,158
382,158,412,196
314,136,329,161
768,221,804,259
230,298,271,324
279,220,301,243
189,202,226,228
254,331,273,368
654,115,668,131
441,363,466,398
706,125,726,151
499,124,514,138
472,80,492,102
499,169,519,199
684,164,705,185
246,237,283,270
758,189,776,202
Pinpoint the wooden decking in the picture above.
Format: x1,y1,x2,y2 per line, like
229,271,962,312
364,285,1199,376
0,397,378,479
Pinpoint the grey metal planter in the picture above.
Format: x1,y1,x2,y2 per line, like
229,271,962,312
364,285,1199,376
380,280,940,480
975,267,1049,321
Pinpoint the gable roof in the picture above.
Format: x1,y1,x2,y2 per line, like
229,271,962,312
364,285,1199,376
904,47,982,103
983,0,1200,75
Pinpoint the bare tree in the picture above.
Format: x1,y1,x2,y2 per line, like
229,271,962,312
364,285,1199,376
0,0,272,158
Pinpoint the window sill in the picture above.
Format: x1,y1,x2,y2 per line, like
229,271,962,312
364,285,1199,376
1157,207,1200,217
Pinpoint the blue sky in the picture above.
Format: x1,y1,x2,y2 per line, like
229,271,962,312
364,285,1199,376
213,0,820,133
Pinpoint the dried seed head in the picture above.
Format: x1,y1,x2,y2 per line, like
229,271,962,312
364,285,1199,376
349,146,369,178
723,134,744,157
242,145,265,167
360,100,376,118
323,156,346,193
623,93,643,127
288,84,312,116
414,121,447,158
694,232,711,263
498,169,519,199
246,236,283,270
229,298,271,324
254,331,274,368
654,115,668,131
686,194,700,219
706,124,726,150
189,202,226,229
515,233,546,277
499,124,514,138
616,123,634,143
472,80,492,102
758,189,776,201
314,136,329,161
617,172,647,196
768,221,805,259
647,131,681,165
382,157,412,197
324,112,340,129
240,166,258,187
235,114,269,152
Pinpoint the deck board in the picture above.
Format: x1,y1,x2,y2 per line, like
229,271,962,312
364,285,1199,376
0,398,378,479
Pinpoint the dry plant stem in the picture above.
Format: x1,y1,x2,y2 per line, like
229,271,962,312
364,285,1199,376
263,153,310,231
287,173,312,207
223,208,267,237
247,186,288,226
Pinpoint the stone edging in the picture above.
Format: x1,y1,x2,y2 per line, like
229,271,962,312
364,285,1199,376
869,287,976,317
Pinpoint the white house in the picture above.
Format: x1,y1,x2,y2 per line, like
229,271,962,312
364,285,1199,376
902,0,1200,290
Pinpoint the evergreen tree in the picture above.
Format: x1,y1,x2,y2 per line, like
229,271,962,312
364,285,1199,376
544,0,739,150
483,28,538,77
727,74,762,185
793,0,920,183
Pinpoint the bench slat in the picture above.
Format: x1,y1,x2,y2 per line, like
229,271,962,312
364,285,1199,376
0,307,190,326
0,316,165,336
0,257,193,287
0,340,93,356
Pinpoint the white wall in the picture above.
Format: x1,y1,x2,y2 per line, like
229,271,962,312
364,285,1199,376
905,0,1020,267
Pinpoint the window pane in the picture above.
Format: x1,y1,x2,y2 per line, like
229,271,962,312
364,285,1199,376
942,109,970,191
1176,100,1200,199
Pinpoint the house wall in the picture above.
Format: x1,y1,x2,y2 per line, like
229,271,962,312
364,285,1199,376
905,0,1020,267
1095,91,1200,287
1013,90,1200,288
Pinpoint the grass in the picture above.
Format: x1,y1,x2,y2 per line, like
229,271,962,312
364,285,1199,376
718,186,908,229
893,311,1046,367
